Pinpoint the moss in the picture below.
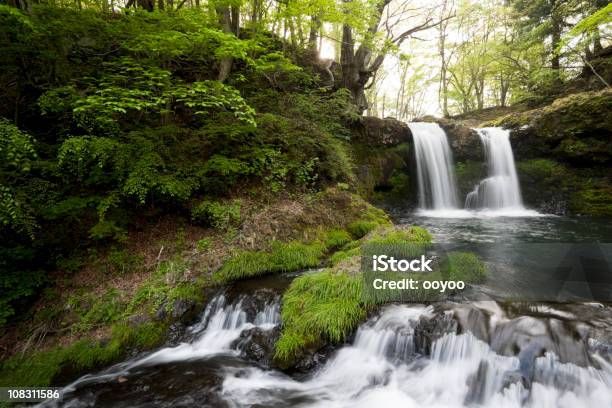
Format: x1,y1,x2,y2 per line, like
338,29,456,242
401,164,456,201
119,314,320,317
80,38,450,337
274,270,365,368
215,241,325,282
0,321,166,388
490,89,612,148
517,159,569,181
570,185,612,216
346,205,392,239
351,142,412,199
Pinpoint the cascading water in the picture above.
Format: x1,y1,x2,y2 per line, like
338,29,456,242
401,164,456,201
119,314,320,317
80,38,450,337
40,299,612,408
38,292,281,407
409,122,459,211
465,127,525,211
220,304,612,408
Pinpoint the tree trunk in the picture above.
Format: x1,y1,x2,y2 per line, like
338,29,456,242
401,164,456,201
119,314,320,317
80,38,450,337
308,16,321,52
217,5,233,81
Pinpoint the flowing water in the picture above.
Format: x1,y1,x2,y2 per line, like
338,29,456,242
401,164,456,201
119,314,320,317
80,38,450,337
43,299,612,408
465,128,525,211
409,122,459,211
36,124,612,408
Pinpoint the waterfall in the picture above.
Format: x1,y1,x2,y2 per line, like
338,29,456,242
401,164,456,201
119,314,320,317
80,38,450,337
409,122,459,211
465,127,525,211
131,294,280,366
40,292,281,404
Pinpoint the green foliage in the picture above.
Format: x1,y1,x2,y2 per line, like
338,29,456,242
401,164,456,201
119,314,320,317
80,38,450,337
444,252,487,283
196,237,213,252
127,256,203,315
69,289,124,333
0,118,37,171
215,241,325,282
364,226,432,246
275,270,365,367
0,321,166,387
324,229,353,249
192,199,241,230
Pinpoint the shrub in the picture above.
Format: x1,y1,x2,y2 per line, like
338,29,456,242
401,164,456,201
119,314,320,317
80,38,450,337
191,199,241,230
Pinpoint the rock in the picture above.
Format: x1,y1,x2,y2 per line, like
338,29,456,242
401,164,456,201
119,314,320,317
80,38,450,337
417,116,483,162
351,116,412,146
497,89,612,165
232,327,280,367
154,301,168,321
171,298,195,319
231,289,279,322
414,311,458,355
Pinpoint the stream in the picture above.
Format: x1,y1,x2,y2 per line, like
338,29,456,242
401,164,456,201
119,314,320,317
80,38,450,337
36,213,612,408
37,124,612,407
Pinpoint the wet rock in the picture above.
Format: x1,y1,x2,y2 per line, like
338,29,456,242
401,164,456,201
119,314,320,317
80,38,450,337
414,311,458,355
171,298,196,319
291,346,335,374
455,306,490,343
155,301,168,320
232,289,279,322
233,327,281,367
417,116,483,162
166,322,186,345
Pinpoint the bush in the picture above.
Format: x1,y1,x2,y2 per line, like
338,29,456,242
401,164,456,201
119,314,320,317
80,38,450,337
191,199,241,230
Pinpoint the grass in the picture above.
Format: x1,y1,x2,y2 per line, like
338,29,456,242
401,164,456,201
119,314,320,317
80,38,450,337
0,322,166,388
324,229,353,249
214,241,325,282
128,256,206,315
274,270,365,367
444,251,487,283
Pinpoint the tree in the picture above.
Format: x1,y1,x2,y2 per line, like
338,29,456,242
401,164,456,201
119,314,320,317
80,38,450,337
339,0,451,112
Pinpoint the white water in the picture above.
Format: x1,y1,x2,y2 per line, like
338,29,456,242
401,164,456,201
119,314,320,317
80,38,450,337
131,294,279,366
409,122,459,211
465,128,528,212
41,293,280,404
221,304,612,408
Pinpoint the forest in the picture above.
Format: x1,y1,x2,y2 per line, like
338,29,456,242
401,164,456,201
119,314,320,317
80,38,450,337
0,0,611,405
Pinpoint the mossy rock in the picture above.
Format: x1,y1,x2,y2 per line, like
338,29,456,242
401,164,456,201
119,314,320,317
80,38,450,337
351,142,414,201
490,90,612,164
570,184,612,217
